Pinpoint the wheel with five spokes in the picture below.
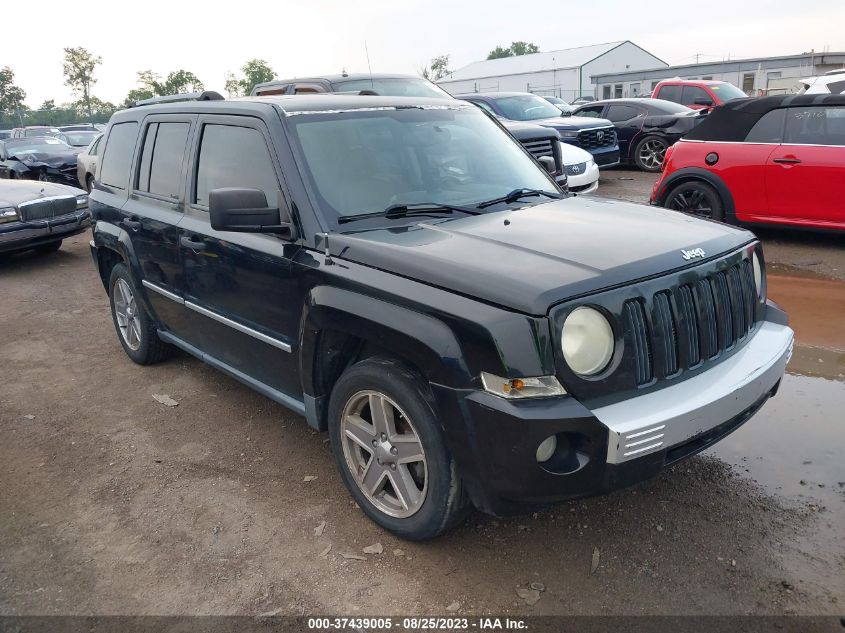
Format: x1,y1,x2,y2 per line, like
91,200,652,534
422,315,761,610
328,356,468,540
108,263,173,365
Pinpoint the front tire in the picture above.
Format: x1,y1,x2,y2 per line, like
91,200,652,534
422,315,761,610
328,357,468,540
633,136,668,172
664,180,725,222
108,263,173,365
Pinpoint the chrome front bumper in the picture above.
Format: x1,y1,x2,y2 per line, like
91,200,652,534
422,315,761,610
594,321,794,464
0,211,90,247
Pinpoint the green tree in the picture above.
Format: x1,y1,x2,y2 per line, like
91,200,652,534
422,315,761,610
62,47,102,120
40,99,56,111
420,54,450,81
123,69,205,106
0,66,27,123
225,59,275,97
510,41,540,56
486,41,540,60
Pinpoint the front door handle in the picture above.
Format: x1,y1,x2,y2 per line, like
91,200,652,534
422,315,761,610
180,236,207,251
773,157,802,164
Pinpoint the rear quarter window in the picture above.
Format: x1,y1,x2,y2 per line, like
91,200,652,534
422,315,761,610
99,122,139,190
745,109,786,143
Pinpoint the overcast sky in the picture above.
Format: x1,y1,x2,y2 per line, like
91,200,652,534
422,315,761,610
5,0,843,108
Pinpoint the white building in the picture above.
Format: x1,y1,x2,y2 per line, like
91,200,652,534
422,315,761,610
592,51,845,99
436,41,667,101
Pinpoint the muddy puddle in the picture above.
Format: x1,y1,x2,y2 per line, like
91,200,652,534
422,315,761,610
706,268,845,592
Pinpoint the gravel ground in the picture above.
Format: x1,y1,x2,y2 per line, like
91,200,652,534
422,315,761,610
1,191,843,619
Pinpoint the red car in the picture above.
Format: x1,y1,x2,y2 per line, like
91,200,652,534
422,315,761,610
651,94,845,232
652,79,747,111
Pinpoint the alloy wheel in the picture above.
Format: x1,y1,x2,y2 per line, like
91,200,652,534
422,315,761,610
669,188,713,218
340,390,428,518
113,278,142,351
639,139,667,170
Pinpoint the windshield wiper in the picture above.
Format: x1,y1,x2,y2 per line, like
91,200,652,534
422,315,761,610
337,202,482,224
474,188,563,209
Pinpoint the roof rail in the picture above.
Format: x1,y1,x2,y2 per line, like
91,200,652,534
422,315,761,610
132,90,225,108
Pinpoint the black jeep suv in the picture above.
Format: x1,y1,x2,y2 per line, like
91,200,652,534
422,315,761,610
89,94,793,540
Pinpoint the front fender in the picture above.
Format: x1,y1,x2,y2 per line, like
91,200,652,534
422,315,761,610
300,285,471,391
653,167,738,224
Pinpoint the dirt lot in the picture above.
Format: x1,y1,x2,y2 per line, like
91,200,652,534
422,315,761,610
1,178,843,620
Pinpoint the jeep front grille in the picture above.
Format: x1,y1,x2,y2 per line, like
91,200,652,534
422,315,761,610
577,127,616,149
624,260,758,385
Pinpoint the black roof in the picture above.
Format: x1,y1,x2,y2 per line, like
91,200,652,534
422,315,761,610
252,73,426,92
684,94,845,142
109,95,468,123
454,92,539,99
576,98,693,112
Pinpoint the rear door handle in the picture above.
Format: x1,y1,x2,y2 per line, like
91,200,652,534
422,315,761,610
773,157,802,164
180,235,207,251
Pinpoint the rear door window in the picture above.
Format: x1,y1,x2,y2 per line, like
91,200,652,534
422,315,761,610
99,122,139,190
194,124,279,207
785,106,845,146
606,105,641,122
135,121,191,198
656,84,682,103
745,109,786,143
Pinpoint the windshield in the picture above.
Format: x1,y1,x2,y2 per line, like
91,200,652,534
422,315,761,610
545,96,570,106
25,128,59,137
63,131,98,146
333,78,451,99
710,82,747,101
8,138,70,156
287,105,556,224
491,95,564,121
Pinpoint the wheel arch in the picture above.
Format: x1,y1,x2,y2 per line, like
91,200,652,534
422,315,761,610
91,222,157,316
299,285,471,432
654,167,737,224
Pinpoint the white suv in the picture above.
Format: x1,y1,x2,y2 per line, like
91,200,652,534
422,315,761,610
799,69,845,94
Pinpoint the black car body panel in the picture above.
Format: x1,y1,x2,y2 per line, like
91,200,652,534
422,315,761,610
326,198,754,315
87,94,792,520
573,98,703,165
0,138,82,186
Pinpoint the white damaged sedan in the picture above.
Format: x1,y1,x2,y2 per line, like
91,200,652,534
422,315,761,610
559,141,599,194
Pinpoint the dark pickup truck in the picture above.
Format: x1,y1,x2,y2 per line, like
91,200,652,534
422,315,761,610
89,93,792,540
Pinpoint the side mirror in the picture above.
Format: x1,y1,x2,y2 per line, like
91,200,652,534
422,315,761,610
694,97,714,106
538,156,556,175
559,109,572,117
209,187,298,240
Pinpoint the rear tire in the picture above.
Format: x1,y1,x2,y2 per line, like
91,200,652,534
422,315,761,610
328,356,468,540
664,180,725,222
633,135,668,172
108,263,173,365
35,240,62,254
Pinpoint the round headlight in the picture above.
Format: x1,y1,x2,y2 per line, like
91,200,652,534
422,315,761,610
561,306,615,375
752,252,764,300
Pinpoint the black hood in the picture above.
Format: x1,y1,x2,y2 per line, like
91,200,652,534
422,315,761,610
15,149,80,168
331,197,753,315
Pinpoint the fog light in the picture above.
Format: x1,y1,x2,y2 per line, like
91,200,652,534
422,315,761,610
536,435,557,463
